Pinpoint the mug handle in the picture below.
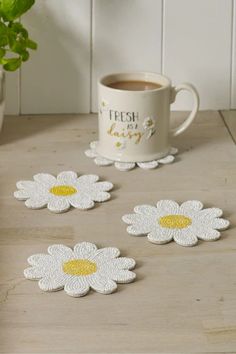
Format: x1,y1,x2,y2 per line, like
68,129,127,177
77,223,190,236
0,71,5,103
170,83,199,137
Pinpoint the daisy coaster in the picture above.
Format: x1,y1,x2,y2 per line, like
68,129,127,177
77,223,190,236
122,200,230,247
85,141,178,171
14,171,113,213
24,242,136,297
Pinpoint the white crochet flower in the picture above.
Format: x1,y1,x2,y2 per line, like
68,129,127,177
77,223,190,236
143,117,155,130
24,242,136,297
114,138,126,150
99,99,109,114
101,99,108,108
14,171,113,213
85,141,177,172
143,117,156,139
122,200,230,247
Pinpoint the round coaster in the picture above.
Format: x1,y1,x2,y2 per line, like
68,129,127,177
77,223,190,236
14,171,113,213
24,242,136,297
122,200,230,247
85,141,178,171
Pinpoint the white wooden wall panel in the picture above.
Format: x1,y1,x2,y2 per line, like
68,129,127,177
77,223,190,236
232,0,236,108
21,0,91,114
5,72,19,115
91,0,162,112
163,0,232,110
3,0,235,113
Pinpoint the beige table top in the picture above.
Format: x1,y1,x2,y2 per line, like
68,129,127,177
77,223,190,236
0,111,236,354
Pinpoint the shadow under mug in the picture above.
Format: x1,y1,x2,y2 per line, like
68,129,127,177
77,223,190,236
96,72,199,162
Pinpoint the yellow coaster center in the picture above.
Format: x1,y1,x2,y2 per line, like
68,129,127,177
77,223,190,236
63,259,97,276
50,185,77,196
159,214,192,229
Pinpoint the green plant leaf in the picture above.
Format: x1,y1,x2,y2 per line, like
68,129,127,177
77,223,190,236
21,49,29,61
0,1,37,71
0,48,6,58
10,22,28,38
0,21,8,33
0,0,35,21
0,34,8,46
25,38,37,49
3,57,21,71
10,39,25,54
7,30,17,47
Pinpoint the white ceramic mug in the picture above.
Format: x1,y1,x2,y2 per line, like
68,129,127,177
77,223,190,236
96,72,199,162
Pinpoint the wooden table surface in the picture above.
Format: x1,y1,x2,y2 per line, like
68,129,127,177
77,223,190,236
0,111,236,354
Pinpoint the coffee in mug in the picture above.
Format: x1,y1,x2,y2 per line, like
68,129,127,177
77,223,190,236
107,80,162,91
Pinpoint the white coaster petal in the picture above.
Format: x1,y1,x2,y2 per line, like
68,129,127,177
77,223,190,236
47,198,71,213
147,228,174,244
173,230,198,247
64,277,90,297
16,180,38,190
27,254,55,267
89,191,111,202
25,197,48,209
90,141,98,150
114,161,136,171
156,200,180,214
24,242,136,297
122,200,230,247
48,244,74,260
38,272,67,292
194,227,221,241
85,149,98,158
198,207,223,219
24,266,48,279
77,174,99,184
158,155,175,164
68,195,95,210
110,257,136,270
74,242,97,259
208,218,230,230
94,156,114,166
91,181,113,192
108,269,136,283
137,160,159,170
170,147,178,155
89,274,117,295
57,171,78,184
85,142,178,172
14,190,31,200
180,200,204,213
91,247,120,261
14,171,113,213
127,223,152,236
134,204,160,216
33,173,57,187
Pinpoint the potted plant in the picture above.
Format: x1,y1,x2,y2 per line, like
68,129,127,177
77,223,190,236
0,0,37,130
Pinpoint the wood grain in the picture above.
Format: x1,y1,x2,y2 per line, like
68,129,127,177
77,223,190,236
0,112,236,353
